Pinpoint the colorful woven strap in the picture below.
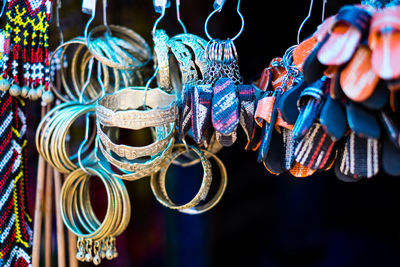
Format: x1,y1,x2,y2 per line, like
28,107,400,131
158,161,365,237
211,77,239,135
294,123,336,170
178,84,194,140
192,84,213,144
0,91,32,266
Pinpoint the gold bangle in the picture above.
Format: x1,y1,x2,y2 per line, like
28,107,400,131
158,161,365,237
151,144,227,213
36,103,96,173
49,38,87,102
61,167,116,240
95,137,173,181
150,144,213,210
61,166,130,263
179,148,227,214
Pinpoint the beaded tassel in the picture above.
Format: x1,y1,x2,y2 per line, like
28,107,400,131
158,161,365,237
0,91,32,267
0,0,54,104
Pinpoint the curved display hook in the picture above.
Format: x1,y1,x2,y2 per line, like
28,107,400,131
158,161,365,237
56,0,64,44
176,0,187,34
152,0,187,36
0,0,7,18
83,0,112,40
204,0,244,41
297,0,315,44
297,0,328,44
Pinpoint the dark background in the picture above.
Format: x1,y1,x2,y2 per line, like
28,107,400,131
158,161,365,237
23,0,400,266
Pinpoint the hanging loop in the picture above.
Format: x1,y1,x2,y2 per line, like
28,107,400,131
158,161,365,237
152,0,187,35
175,0,187,34
297,0,315,44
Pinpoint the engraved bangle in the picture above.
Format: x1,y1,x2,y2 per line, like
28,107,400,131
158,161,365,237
97,121,175,160
170,33,207,80
153,29,171,90
95,137,174,181
97,135,174,173
151,144,227,214
96,87,177,129
150,144,213,210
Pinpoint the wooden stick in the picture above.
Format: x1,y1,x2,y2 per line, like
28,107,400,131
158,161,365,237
68,230,78,267
65,174,78,267
32,107,47,267
53,169,66,267
44,163,53,267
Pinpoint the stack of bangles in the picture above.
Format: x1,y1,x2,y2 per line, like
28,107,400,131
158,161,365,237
95,87,177,180
60,167,130,265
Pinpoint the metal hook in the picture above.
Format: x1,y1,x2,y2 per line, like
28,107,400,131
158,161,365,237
79,57,95,103
322,0,328,22
176,0,187,34
142,66,159,110
77,113,91,175
84,6,96,40
297,0,314,44
152,4,167,36
204,0,244,41
102,0,112,35
96,61,106,99
55,0,64,44
0,0,7,18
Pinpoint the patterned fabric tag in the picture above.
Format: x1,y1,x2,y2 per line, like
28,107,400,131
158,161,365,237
215,131,237,147
192,84,213,144
178,84,193,140
334,141,362,182
340,131,380,178
257,91,282,162
238,84,257,148
294,123,336,170
282,128,296,170
212,77,239,135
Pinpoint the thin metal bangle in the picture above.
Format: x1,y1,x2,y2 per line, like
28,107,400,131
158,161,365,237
61,167,115,240
87,25,151,70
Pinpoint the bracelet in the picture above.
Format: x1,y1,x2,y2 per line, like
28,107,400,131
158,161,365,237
95,137,174,181
153,29,171,90
87,25,151,70
96,87,177,129
150,144,213,210
97,121,175,160
151,144,227,214
60,166,130,264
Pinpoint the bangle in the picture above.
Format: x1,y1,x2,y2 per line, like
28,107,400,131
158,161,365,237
151,144,227,213
87,25,151,70
150,144,213,210
97,121,175,160
96,87,177,129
